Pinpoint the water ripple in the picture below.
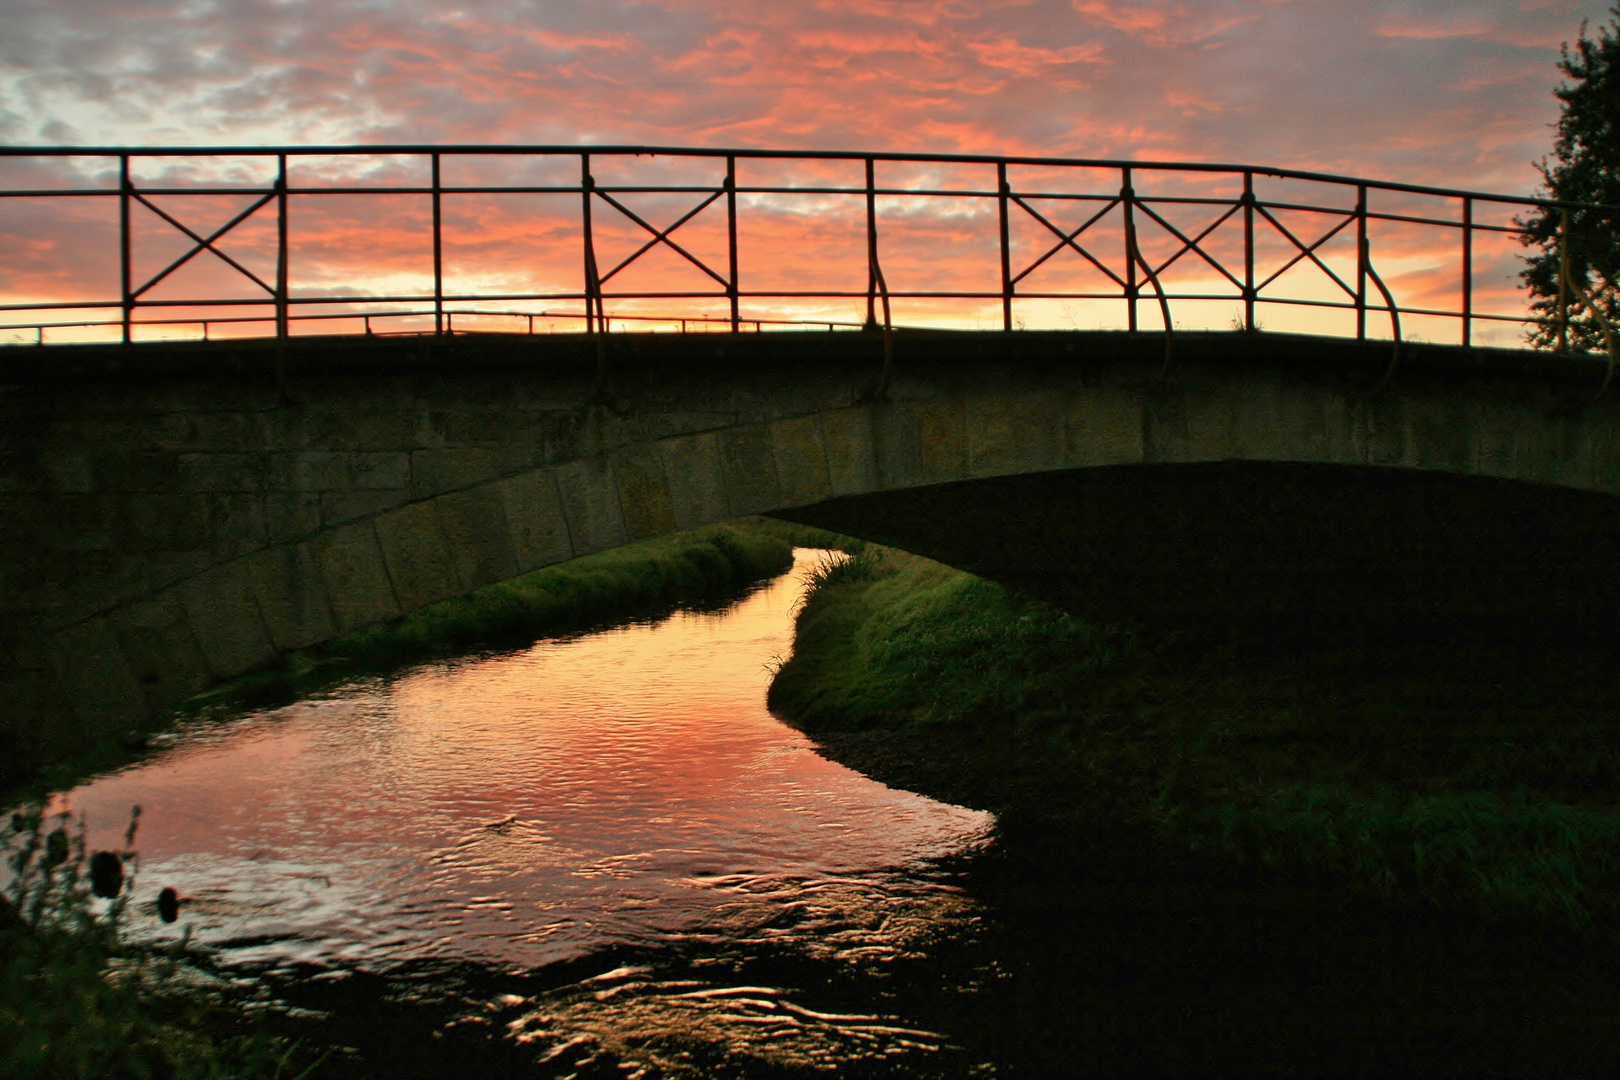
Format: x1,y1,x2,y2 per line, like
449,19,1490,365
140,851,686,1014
54,551,996,1072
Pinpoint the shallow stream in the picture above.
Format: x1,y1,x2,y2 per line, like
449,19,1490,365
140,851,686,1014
57,551,1000,1076
48,548,1620,1077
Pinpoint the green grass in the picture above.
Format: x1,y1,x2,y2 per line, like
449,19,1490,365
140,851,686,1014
768,546,1126,728
299,522,792,670
1180,784,1620,929
769,544,1620,935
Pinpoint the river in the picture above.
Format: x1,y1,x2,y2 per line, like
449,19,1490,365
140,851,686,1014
47,548,1620,1078
55,550,1002,1077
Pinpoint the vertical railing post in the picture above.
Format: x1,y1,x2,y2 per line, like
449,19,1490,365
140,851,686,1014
119,154,132,344
1461,196,1473,348
276,153,289,341
865,157,878,328
1122,166,1137,333
1355,185,1368,340
997,160,1012,331
431,152,444,335
1242,171,1255,332
726,155,739,333
581,153,598,334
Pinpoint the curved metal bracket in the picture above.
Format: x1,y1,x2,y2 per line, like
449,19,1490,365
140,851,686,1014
1363,238,1402,394
1126,221,1174,379
870,249,894,400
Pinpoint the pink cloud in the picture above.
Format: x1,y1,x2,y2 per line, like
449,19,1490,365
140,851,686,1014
1068,0,1258,47
1,0,1613,344
966,37,1107,78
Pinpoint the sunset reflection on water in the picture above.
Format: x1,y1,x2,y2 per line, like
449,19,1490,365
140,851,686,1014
57,549,993,984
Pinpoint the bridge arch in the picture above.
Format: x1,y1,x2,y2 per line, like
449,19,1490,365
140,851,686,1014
6,328,1620,766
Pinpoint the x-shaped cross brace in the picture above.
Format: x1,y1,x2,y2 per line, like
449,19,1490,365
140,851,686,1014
1253,206,1358,299
1131,200,1245,290
591,187,730,290
1009,195,1127,289
130,185,280,300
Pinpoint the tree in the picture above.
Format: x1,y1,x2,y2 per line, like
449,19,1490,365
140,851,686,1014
1520,5,1620,352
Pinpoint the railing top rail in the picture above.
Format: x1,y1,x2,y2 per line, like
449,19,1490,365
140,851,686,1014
2,143,1617,213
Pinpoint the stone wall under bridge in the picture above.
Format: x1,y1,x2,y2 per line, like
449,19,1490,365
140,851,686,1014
6,328,1620,777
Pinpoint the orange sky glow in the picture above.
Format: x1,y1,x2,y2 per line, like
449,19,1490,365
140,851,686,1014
0,1,1611,347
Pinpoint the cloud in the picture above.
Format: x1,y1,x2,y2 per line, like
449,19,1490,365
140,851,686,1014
1069,0,1259,48
1374,3,1576,47
0,0,1613,340
0,0,1606,186
966,37,1107,80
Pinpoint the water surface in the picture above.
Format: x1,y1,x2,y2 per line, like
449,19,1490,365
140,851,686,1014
59,551,997,1075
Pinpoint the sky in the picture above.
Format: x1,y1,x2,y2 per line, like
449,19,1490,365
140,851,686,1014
1,0,1613,343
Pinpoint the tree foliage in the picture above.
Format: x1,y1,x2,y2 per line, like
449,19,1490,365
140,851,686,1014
1520,6,1620,352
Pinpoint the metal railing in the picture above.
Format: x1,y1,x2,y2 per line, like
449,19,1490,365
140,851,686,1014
0,144,1614,353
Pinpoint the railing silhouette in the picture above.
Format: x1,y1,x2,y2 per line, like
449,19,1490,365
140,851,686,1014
0,144,1612,354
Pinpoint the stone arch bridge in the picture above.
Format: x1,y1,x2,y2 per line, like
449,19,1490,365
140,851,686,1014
6,329,1620,772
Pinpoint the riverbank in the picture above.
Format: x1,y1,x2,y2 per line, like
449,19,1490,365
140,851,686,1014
227,521,797,699
769,543,1620,936
6,521,800,807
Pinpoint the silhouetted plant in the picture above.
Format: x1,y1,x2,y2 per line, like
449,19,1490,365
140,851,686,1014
1,804,326,1080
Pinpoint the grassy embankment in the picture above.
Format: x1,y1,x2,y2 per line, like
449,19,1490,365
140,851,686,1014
8,522,797,806
769,542,1620,935
213,520,799,704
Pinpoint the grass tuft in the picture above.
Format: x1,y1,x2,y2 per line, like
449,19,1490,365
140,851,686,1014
769,546,1128,729
277,522,795,684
